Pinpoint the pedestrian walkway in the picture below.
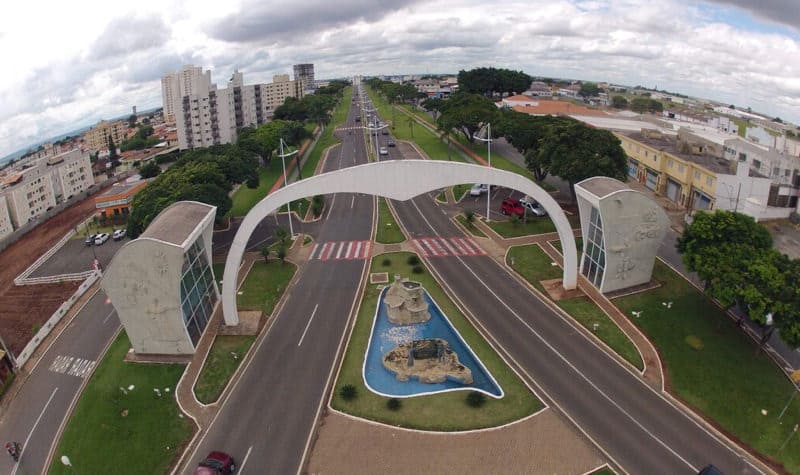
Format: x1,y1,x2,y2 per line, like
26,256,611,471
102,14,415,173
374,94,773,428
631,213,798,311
309,240,372,261
411,236,486,258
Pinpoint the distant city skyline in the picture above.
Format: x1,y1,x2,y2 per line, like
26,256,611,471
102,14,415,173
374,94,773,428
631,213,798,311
1,0,799,158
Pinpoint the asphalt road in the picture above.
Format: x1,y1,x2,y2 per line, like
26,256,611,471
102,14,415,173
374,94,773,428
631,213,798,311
30,238,126,278
0,289,119,475
181,89,374,475
383,156,761,472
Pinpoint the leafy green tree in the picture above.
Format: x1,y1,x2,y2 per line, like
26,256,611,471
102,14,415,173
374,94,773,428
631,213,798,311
260,245,271,264
578,82,600,98
436,92,498,144
273,97,308,122
676,210,773,290
458,67,532,97
138,161,161,179
421,98,446,120
611,95,629,109
630,97,663,114
539,120,627,199
497,112,574,181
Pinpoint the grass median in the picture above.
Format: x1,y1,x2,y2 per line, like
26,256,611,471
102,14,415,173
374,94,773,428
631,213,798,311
487,213,581,238
507,244,643,370
50,332,193,475
376,198,405,244
455,214,486,238
331,252,542,430
300,87,353,178
615,261,800,472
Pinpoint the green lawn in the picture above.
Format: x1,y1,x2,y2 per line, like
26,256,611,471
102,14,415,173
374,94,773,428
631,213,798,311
376,198,405,244
228,162,285,217
452,184,471,202
455,214,486,238
50,332,193,475
194,335,256,404
237,260,297,315
367,89,465,163
487,214,581,238
615,261,800,472
550,238,584,255
332,252,542,430
290,198,310,220
589,468,616,475
507,244,642,370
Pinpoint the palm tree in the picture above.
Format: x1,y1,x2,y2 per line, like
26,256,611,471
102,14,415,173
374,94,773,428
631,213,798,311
406,115,415,138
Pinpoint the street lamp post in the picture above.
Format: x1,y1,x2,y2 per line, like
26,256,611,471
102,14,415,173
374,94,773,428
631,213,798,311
364,123,389,161
278,138,298,237
473,123,493,222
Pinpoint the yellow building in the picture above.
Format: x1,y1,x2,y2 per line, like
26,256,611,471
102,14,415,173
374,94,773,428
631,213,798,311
84,120,128,152
616,129,734,211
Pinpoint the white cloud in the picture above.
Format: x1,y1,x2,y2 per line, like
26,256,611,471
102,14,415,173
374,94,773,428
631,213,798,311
1,0,799,157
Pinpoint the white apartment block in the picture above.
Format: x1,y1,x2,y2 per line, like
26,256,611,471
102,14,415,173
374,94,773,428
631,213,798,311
0,195,13,240
169,67,303,150
0,149,92,229
162,65,214,124
84,120,127,152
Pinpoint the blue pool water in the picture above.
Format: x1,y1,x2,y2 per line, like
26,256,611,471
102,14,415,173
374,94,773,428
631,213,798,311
363,286,503,398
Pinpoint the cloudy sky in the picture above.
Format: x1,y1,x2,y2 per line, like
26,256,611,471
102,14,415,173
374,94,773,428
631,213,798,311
1,0,799,158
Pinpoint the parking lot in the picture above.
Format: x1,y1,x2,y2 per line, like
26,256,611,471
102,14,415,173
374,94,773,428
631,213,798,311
29,234,128,277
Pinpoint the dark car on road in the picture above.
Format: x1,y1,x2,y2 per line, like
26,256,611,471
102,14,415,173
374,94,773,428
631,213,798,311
85,234,98,246
387,140,396,147
698,465,724,475
500,198,524,217
194,451,236,474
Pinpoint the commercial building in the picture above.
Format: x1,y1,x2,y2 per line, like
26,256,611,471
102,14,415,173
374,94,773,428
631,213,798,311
293,63,315,91
163,66,303,150
575,177,669,293
83,120,128,152
102,201,218,355
95,179,147,218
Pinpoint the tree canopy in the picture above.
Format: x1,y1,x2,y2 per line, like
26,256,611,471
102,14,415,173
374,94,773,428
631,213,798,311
578,82,600,98
435,92,498,144
457,67,532,97
676,210,800,348
630,97,664,114
611,95,629,109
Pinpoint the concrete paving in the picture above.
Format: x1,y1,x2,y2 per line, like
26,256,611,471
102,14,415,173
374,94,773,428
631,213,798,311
29,237,126,277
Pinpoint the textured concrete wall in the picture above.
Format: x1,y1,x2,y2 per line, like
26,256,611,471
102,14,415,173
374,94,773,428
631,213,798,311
223,160,579,326
102,238,194,354
577,187,669,293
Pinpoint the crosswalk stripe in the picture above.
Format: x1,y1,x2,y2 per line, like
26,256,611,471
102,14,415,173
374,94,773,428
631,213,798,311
345,242,354,259
459,237,477,255
422,238,439,256
310,243,320,260
439,237,458,255
335,242,345,259
450,238,467,255
354,241,363,259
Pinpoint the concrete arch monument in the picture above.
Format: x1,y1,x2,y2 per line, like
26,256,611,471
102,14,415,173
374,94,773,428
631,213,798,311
222,160,577,325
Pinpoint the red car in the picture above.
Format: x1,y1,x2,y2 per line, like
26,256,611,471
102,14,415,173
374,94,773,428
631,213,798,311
194,451,236,474
500,198,524,217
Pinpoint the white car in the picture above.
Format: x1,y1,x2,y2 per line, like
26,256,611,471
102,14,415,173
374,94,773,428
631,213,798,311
112,229,127,241
94,233,110,245
379,147,389,156
519,197,547,217
469,184,489,196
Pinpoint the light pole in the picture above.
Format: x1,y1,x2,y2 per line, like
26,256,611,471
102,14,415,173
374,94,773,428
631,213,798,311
473,122,493,222
364,123,389,161
278,138,298,237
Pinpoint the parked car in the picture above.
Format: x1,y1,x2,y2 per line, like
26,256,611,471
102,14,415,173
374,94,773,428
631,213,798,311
387,140,396,147
500,198,524,217
85,234,98,246
469,183,489,196
94,233,110,245
194,451,236,474
698,466,723,475
519,198,547,217
354,116,361,122
381,129,389,135
379,147,389,156
112,229,127,241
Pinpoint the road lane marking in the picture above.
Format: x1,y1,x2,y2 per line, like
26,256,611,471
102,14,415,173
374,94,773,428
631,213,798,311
406,197,699,472
351,195,355,209
11,387,58,475
49,355,97,379
298,304,320,347
239,446,253,473
102,309,116,324
310,243,319,259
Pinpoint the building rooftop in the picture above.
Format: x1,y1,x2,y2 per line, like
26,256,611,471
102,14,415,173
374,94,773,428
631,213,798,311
576,177,628,198
513,100,608,117
140,201,216,247
97,180,146,199
572,115,663,132
623,131,733,174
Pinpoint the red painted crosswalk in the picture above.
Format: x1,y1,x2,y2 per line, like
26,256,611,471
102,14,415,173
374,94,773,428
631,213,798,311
310,240,372,261
411,237,486,258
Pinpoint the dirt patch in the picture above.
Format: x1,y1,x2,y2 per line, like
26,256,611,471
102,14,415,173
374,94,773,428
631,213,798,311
0,187,111,353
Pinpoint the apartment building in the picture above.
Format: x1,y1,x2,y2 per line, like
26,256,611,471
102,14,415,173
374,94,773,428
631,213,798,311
168,67,303,150
293,63,315,91
161,65,213,124
0,195,13,240
84,120,127,152
0,149,92,229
